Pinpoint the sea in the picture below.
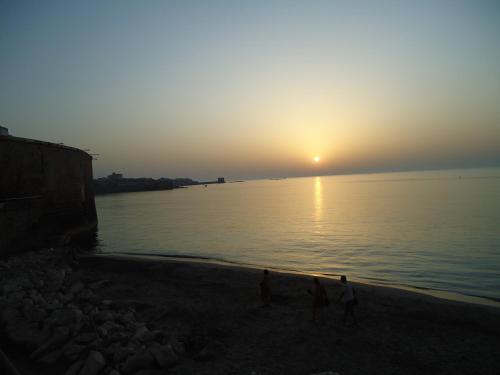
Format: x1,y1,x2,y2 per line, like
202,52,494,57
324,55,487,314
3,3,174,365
94,168,500,302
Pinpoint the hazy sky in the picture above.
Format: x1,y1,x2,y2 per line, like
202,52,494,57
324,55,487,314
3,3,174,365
1,0,499,179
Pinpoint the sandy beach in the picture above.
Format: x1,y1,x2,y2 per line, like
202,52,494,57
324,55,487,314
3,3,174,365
3,251,498,375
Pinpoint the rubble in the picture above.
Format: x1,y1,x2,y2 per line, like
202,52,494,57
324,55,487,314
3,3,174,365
0,248,186,375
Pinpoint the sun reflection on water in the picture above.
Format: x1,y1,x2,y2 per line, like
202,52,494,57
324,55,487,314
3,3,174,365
314,176,323,231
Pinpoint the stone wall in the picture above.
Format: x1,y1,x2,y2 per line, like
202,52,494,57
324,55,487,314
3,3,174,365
0,136,97,255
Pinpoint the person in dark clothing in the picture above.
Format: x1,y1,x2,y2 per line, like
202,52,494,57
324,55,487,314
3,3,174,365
260,269,271,307
308,277,328,322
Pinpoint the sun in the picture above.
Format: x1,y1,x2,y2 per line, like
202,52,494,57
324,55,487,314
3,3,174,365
313,156,321,163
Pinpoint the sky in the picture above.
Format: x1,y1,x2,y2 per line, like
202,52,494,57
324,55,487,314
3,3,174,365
1,0,500,180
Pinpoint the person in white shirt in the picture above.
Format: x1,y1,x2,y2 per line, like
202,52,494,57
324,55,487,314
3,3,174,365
337,275,358,326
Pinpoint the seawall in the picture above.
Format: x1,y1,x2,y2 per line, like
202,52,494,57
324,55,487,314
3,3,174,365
0,136,97,255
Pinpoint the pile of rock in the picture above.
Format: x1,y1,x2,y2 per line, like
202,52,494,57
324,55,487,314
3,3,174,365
0,248,184,375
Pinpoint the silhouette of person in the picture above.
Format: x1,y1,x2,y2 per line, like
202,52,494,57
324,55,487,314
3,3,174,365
308,277,328,322
337,275,358,326
260,269,271,307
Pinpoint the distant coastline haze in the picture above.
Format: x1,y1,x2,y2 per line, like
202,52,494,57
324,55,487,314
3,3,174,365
1,0,499,179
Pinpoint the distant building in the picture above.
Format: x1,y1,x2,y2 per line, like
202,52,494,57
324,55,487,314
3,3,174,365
108,172,123,180
217,177,225,183
0,126,9,136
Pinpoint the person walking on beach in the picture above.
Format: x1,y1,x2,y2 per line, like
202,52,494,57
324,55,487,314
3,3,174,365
260,269,271,307
337,275,358,326
308,277,329,322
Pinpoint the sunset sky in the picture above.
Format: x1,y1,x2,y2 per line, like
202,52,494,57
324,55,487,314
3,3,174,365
1,0,499,180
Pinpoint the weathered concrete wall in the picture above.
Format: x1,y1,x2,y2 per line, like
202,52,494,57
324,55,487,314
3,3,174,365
0,136,97,255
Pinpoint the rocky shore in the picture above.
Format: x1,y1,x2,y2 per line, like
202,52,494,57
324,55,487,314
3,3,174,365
1,249,500,375
0,249,185,375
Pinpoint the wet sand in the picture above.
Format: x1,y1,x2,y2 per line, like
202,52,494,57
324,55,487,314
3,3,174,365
73,254,500,375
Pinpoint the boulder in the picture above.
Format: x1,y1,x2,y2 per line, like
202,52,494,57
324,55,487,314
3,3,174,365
31,326,71,359
94,310,114,324
75,332,98,344
1,306,20,325
7,291,26,307
79,290,99,304
47,308,83,332
69,282,85,295
132,326,153,343
195,340,226,361
108,331,129,343
170,337,185,355
113,345,132,363
131,370,164,375
79,351,106,375
39,346,65,364
122,350,156,374
64,343,87,361
115,311,135,326
150,345,178,368
23,305,47,322
5,317,40,349
88,280,110,290
47,269,66,283
64,359,84,375
3,280,21,295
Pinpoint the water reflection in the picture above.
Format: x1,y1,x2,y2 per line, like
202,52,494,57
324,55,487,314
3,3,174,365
314,176,323,230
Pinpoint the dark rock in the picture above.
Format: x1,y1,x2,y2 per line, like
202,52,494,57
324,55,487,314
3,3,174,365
108,331,129,343
115,311,135,326
170,337,185,355
3,281,21,295
95,310,114,324
79,289,99,303
31,326,71,359
64,359,84,375
132,370,164,375
7,291,26,307
39,346,65,364
150,345,178,368
79,351,106,375
122,350,156,374
60,292,75,304
64,343,87,361
47,308,83,332
88,280,110,290
132,326,154,343
23,305,47,322
69,282,85,294
195,340,226,361
1,306,20,325
113,346,132,363
47,269,66,283
75,332,98,344
5,317,41,349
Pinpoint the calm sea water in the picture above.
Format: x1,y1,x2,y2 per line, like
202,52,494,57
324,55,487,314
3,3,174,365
95,168,500,300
